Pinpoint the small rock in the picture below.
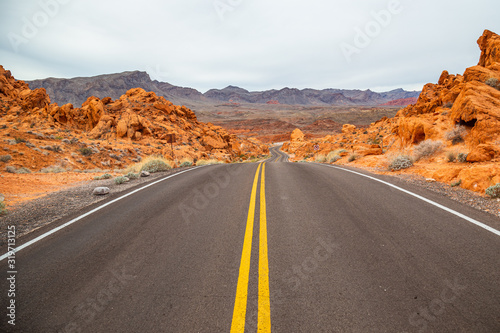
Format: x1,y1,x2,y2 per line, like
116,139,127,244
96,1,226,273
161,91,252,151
425,178,436,183
62,139,71,144
93,187,110,196
140,171,150,177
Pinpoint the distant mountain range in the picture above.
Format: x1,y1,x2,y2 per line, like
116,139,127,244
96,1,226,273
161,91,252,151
26,71,420,107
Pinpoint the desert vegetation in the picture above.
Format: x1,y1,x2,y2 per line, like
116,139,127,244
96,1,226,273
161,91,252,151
388,155,413,171
413,140,443,160
485,184,500,198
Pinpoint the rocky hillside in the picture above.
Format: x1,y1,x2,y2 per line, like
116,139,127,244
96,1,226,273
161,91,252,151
379,97,418,106
27,71,206,108
27,73,419,107
204,86,419,106
0,66,268,173
283,30,500,195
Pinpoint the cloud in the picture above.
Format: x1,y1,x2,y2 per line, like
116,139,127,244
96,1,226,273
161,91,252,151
0,0,499,93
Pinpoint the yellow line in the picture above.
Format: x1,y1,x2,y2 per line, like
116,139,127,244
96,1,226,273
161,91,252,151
258,163,271,332
230,163,262,333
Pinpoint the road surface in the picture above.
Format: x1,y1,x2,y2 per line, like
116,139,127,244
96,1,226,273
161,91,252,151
1,146,499,332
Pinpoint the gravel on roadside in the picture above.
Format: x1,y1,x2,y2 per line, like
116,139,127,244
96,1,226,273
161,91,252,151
0,167,192,245
392,173,500,218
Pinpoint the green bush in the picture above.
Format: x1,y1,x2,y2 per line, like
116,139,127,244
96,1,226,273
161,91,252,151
315,154,327,163
444,125,466,145
125,172,139,180
114,176,129,185
413,140,443,160
179,161,193,167
0,155,12,163
17,167,32,174
485,184,500,198
0,201,6,215
446,151,457,162
40,166,66,173
141,159,172,173
347,154,358,162
79,147,93,156
94,173,112,180
326,151,341,163
457,153,468,163
5,166,31,174
388,155,413,171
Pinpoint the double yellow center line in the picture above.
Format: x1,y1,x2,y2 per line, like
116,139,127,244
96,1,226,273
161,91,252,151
231,163,271,333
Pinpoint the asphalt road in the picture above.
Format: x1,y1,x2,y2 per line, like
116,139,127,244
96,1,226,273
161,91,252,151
1,147,500,332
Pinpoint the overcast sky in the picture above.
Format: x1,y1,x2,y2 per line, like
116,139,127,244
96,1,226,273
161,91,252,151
1,0,499,93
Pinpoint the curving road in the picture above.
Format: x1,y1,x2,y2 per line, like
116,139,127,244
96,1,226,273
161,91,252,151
1,146,500,332
266,146,289,163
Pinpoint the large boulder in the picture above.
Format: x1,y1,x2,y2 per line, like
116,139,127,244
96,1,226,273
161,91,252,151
341,124,356,134
93,187,110,196
477,29,500,67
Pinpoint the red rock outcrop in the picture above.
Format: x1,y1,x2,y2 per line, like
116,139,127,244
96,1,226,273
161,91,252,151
0,66,268,172
392,29,500,162
283,29,500,194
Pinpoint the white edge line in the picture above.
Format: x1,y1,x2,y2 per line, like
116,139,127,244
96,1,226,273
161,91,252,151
0,166,205,261
317,163,500,237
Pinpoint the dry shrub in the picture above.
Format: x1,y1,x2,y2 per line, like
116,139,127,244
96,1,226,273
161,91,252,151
413,140,443,160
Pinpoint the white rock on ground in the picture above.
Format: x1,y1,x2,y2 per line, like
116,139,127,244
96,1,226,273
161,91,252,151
93,187,110,196
140,171,150,177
